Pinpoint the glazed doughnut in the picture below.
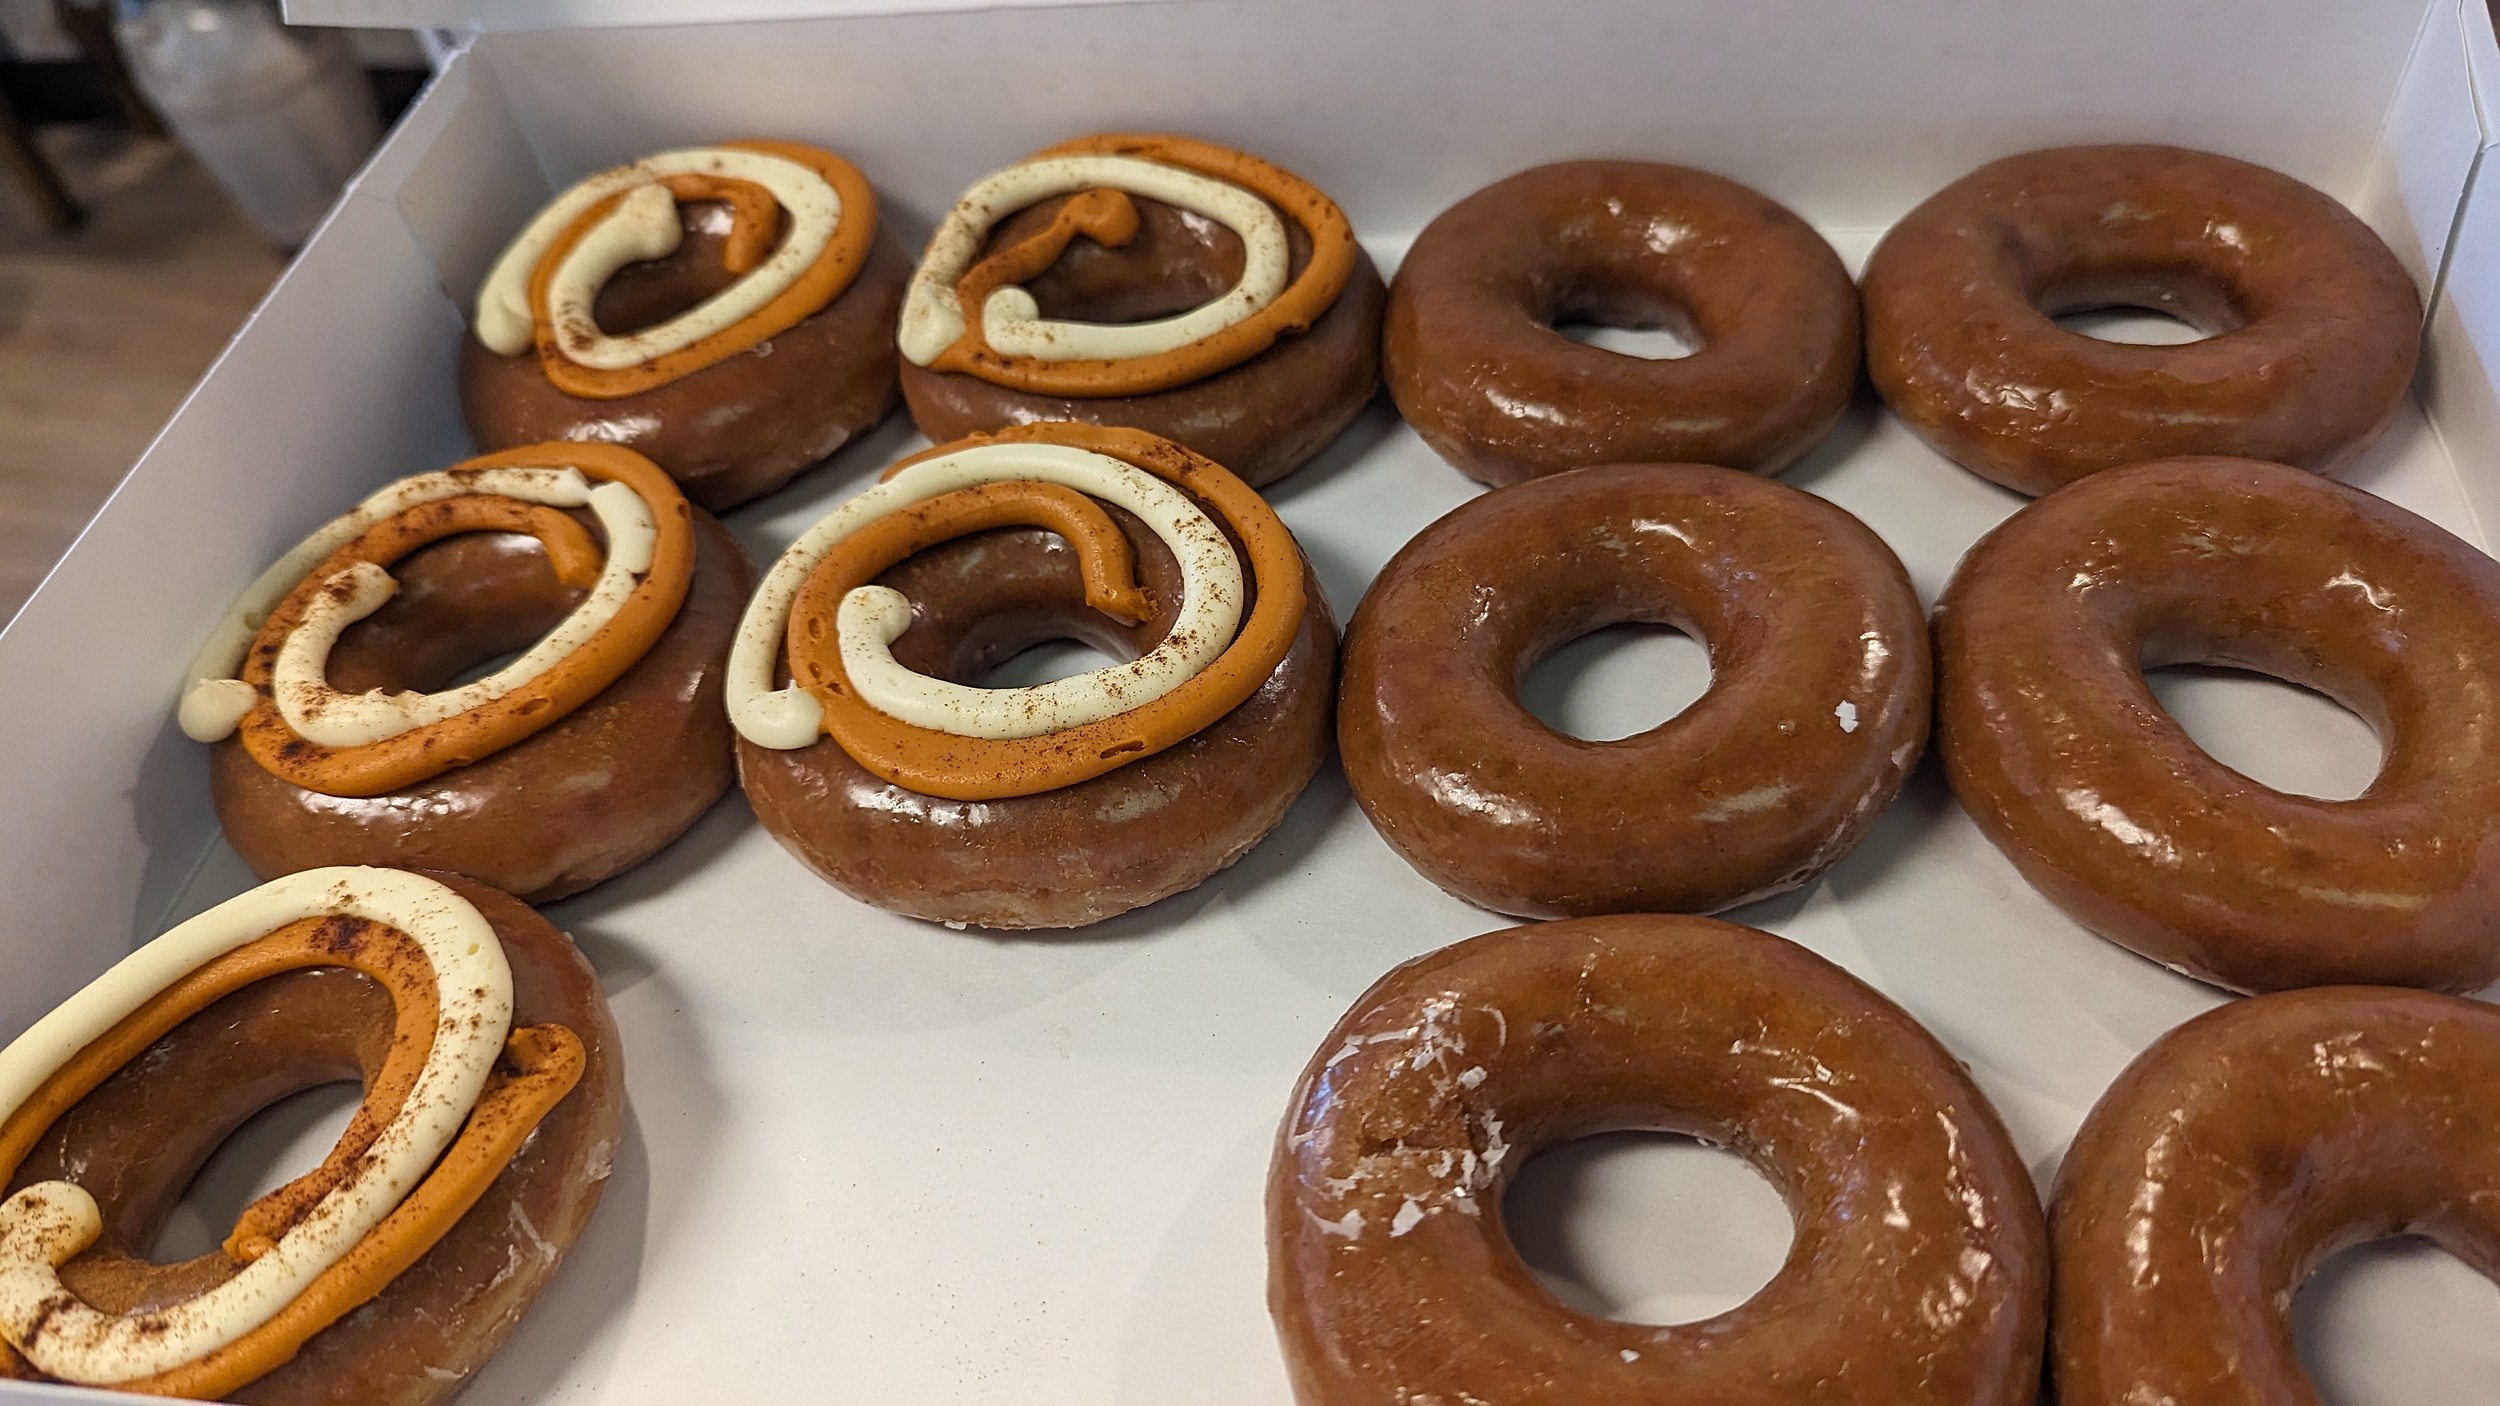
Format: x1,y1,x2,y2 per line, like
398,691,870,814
1385,161,1858,486
180,443,756,904
460,140,909,512
897,134,1385,489
1937,456,2500,993
1340,463,1928,917
2054,985,2500,1406
0,867,620,1404
1267,913,2047,1404
1864,144,2421,496
731,422,1334,928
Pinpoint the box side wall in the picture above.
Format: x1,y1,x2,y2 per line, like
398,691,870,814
471,0,2434,239
0,66,506,1036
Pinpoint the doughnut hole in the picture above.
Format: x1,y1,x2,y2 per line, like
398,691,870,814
2140,647,2386,803
589,199,755,335
2040,265,2246,345
2293,1236,2500,1405
1503,1130,1795,1326
152,1081,364,1263
1550,275,1704,361
322,530,588,697
1519,622,1714,742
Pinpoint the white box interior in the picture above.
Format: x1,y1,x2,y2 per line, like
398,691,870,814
9,0,2500,1399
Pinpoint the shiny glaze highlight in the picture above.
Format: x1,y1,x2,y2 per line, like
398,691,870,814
1385,161,1859,486
2054,986,2500,1406
1267,913,2048,1405
1865,144,2420,496
1339,464,1929,917
1936,456,2500,992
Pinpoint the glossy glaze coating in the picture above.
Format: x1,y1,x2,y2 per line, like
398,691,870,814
1864,144,2421,496
1937,457,2500,992
0,873,622,1404
901,194,1385,489
215,512,755,905
739,509,1335,928
1267,913,2048,1405
1340,464,1928,917
462,200,908,512
2054,986,2500,1406
1384,161,1858,487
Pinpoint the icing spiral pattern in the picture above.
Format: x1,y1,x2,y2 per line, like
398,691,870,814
729,423,1305,799
180,443,696,798
898,134,1358,398
473,140,878,399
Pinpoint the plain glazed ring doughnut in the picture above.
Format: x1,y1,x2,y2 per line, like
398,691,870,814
460,139,910,511
180,443,756,904
0,867,620,1404
1267,913,2048,1405
730,422,1334,928
1340,463,1928,917
897,133,1386,489
2054,985,2500,1406
1864,144,2421,496
1937,457,2500,993
1384,161,1859,487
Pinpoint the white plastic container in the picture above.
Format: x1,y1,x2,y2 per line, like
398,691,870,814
117,0,381,246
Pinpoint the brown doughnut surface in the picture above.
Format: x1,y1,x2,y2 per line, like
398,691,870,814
2054,985,2500,1406
461,201,909,512
1268,913,2047,1405
0,872,622,1404
901,194,1386,489
1937,457,2500,993
739,507,1336,929
215,511,756,905
1385,161,1859,487
1864,144,2421,496
1340,464,1928,917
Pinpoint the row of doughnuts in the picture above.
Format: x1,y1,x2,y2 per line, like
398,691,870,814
457,134,2421,511
1272,913,2500,1405
0,123,2486,1403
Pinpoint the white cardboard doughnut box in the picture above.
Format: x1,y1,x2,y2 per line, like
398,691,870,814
8,0,2500,1398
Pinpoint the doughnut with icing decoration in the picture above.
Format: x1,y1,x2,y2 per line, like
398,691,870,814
179,443,755,904
1937,457,2500,993
0,867,620,1404
1385,161,1860,486
460,139,910,512
1268,913,2047,1405
1864,144,2421,496
897,134,1385,490
2054,986,2500,1406
1340,463,1929,918
730,422,1335,928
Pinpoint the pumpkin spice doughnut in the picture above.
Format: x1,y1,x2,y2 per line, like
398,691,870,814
1385,161,1859,486
180,443,755,904
1268,913,2048,1405
897,133,1385,490
1340,463,1929,917
461,140,909,512
731,422,1334,928
0,867,621,1404
1864,144,2421,496
1937,457,2500,993
2054,985,2500,1406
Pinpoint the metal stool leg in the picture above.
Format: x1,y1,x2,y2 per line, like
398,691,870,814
52,0,167,139
0,97,82,234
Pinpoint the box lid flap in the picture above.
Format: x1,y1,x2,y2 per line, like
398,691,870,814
281,0,1158,32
